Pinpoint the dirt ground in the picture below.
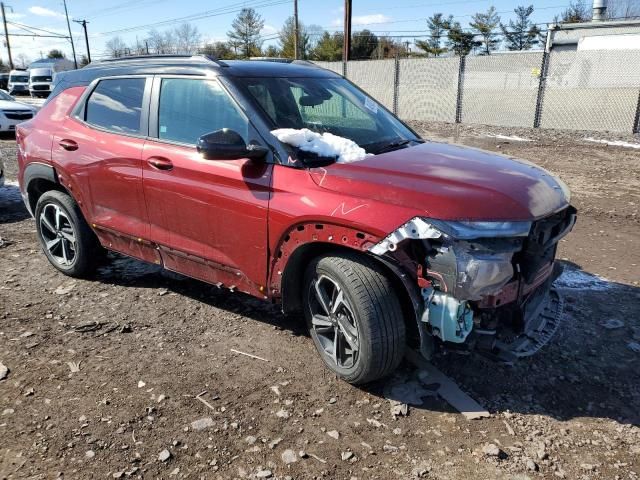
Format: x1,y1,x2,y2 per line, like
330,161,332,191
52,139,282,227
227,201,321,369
1,123,639,480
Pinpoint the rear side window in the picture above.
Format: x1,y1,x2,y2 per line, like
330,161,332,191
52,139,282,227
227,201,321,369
158,78,248,145
85,78,145,134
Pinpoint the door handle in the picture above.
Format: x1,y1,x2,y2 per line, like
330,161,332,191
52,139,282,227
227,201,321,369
147,157,173,171
59,139,78,151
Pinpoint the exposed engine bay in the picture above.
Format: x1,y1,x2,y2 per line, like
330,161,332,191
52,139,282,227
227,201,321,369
369,206,577,362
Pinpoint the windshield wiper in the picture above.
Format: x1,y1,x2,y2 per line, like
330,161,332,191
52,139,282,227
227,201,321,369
373,138,424,155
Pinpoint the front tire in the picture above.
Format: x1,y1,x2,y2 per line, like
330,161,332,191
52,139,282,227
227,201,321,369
35,191,101,277
303,252,406,385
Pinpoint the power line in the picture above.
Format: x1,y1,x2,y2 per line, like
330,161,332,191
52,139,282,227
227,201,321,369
7,21,68,38
98,0,292,36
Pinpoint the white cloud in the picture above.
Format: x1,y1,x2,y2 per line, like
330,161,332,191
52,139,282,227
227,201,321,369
261,24,278,36
331,13,392,27
353,14,392,25
28,6,65,18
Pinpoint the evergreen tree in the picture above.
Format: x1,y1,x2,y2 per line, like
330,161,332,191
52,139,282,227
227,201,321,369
558,0,591,22
310,32,343,61
279,16,310,58
227,8,265,58
470,6,501,55
351,30,378,59
447,22,480,56
47,49,65,59
416,13,452,56
500,5,541,50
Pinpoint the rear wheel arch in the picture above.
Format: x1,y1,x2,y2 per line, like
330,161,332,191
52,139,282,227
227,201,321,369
23,163,67,214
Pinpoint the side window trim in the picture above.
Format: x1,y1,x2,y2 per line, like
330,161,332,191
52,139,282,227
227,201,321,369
71,75,152,138
148,75,251,147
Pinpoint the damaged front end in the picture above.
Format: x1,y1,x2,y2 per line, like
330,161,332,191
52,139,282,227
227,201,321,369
370,207,577,363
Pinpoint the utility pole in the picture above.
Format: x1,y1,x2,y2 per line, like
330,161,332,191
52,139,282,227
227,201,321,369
1,2,12,69
62,0,77,68
73,19,90,63
293,0,299,60
343,0,352,61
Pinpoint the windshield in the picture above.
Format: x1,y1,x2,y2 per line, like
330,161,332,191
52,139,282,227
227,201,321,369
10,75,29,83
0,91,13,101
31,75,52,82
239,76,419,157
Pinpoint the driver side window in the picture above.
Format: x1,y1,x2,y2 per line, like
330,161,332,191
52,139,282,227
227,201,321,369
158,78,248,145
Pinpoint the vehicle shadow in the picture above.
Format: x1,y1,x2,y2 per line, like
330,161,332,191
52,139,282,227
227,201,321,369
90,254,640,425
94,253,308,337
0,183,31,224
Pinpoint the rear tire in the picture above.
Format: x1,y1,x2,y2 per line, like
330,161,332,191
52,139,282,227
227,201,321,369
303,252,406,385
34,190,101,278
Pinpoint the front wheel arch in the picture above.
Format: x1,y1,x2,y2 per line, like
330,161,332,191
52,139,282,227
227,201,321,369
279,242,421,348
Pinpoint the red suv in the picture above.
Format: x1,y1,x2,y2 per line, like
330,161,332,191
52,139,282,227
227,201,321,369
17,56,576,384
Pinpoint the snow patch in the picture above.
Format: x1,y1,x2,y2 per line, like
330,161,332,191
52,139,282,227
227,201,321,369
584,137,640,150
484,133,532,142
554,266,613,292
271,128,371,163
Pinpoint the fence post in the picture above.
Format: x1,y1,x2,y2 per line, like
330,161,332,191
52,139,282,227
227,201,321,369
342,59,347,77
633,89,640,134
455,56,466,124
533,50,550,129
393,55,400,115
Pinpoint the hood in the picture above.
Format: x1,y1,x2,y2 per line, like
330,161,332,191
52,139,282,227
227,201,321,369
308,141,569,221
0,100,33,111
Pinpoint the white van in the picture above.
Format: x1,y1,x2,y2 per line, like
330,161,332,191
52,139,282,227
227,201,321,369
8,70,29,95
29,67,54,98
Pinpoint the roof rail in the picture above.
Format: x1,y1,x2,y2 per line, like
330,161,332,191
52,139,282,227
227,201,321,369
90,54,228,68
247,57,319,67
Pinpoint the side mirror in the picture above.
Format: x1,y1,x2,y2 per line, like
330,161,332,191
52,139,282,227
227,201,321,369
196,129,269,161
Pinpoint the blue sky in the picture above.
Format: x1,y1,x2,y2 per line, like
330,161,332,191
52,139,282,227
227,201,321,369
3,0,573,64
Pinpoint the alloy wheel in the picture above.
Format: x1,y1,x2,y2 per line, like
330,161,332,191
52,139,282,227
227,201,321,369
39,203,77,267
308,274,360,369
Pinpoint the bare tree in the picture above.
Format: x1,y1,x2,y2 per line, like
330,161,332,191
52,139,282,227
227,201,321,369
607,0,640,19
14,53,31,69
175,23,201,54
147,29,175,54
106,36,128,58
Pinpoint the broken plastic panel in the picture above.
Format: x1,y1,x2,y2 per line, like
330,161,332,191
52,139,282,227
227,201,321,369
369,217,442,255
421,288,473,343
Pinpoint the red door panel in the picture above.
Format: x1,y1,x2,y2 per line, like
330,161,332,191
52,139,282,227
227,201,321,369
51,118,149,240
141,141,272,295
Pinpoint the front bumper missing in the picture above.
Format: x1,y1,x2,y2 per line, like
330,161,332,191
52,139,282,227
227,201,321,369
474,286,564,364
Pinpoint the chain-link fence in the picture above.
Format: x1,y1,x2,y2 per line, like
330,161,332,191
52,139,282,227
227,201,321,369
540,49,640,132
397,57,460,123
461,52,543,128
313,49,640,134
346,59,396,111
